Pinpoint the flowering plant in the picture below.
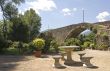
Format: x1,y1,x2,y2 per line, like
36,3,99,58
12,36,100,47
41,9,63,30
32,38,45,51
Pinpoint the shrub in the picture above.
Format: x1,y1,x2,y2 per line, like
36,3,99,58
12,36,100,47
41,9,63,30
89,43,95,49
32,38,45,51
38,33,53,53
9,42,30,54
0,38,12,54
65,38,81,46
82,41,91,49
10,41,19,48
98,44,108,50
50,40,59,53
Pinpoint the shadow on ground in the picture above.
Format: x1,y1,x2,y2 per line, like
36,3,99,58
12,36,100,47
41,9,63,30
64,61,83,67
87,66,99,69
0,55,32,71
64,61,99,69
55,66,67,69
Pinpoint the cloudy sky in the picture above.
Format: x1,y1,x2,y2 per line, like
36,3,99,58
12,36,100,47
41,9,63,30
1,0,110,31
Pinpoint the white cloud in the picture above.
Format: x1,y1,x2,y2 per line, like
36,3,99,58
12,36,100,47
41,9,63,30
62,8,77,16
62,8,71,16
73,8,77,11
19,0,57,14
96,11,110,22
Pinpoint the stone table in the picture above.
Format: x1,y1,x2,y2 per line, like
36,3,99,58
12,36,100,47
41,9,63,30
59,46,79,65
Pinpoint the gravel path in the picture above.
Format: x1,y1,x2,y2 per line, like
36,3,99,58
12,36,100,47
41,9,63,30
0,49,110,71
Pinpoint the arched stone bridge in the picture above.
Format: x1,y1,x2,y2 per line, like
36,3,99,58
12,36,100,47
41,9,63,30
45,23,90,44
44,21,110,44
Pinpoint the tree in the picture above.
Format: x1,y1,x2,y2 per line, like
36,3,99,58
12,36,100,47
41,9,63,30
23,8,41,41
3,2,18,22
9,16,29,43
0,0,25,39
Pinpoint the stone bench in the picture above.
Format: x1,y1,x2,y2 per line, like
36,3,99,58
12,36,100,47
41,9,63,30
59,52,66,61
81,57,94,68
52,55,62,68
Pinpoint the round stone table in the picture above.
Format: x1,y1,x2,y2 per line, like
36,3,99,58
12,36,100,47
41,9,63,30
59,46,79,65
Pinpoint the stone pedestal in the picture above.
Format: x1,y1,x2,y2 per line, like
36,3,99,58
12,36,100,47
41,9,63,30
64,48,74,65
53,56,62,68
78,53,86,60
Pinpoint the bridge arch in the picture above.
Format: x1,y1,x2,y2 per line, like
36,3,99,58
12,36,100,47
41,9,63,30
44,23,94,44
65,25,87,40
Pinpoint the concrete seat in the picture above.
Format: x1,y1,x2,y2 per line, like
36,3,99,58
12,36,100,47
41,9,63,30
60,52,66,61
52,55,62,68
81,57,94,68
78,53,86,60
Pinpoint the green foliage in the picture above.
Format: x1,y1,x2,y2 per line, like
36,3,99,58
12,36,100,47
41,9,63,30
3,2,18,21
82,41,91,49
4,48,20,55
0,0,25,39
65,38,81,46
10,41,19,48
8,41,34,55
97,44,108,50
100,32,109,40
78,34,85,45
23,8,41,40
0,0,43,55
9,20,29,42
90,43,95,47
85,33,95,42
32,38,45,51
89,43,95,49
50,40,59,53
92,28,97,34
0,38,12,50
3,42,30,55
38,32,53,53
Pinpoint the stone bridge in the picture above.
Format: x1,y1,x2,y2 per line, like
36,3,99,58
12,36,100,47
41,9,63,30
44,21,110,44
45,23,89,44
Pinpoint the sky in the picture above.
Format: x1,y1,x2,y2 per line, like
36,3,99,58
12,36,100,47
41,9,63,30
0,0,110,31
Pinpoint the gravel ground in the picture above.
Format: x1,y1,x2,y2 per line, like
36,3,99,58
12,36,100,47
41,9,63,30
0,49,110,71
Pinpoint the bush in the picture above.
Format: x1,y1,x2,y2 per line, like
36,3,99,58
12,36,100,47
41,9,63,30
4,48,20,55
9,41,30,54
89,43,95,49
0,38,12,54
98,44,108,50
38,33,53,53
82,41,91,49
50,40,59,53
32,38,45,51
10,41,19,48
65,38,81,46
